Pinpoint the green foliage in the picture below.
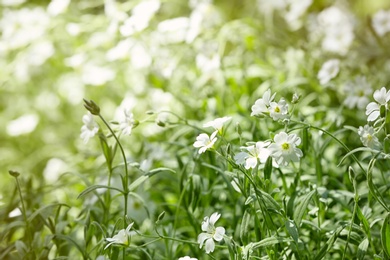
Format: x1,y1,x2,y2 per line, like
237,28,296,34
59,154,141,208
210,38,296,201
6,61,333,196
1,0,390,259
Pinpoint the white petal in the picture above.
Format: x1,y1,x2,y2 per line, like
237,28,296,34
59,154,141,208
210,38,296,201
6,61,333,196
209,212,220,226
198,233,212,248
213,227,225,241
205,238,215,253
367,111,380,122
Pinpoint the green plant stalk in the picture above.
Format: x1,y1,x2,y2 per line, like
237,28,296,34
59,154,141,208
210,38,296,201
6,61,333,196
98,115,129,260
14,175,32,250
342,190,358,260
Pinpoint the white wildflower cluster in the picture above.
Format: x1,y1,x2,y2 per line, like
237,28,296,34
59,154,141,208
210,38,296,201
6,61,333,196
193,117,232,154
317,59,340,85
372,9,390,37
343,76,372,109
251,89,289,121
197,212,225,254
104,223,135,250
316,6,354,56
235,132,303,168
357,87,390,149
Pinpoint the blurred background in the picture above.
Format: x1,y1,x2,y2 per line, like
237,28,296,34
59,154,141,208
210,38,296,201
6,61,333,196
1,0,390,227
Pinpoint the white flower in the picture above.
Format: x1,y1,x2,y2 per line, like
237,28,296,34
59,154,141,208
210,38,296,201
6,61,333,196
193,131,217,154
203,116,231,132
197,212,225,254
317,59,340,85
105,223,134,250
47,0,70,16
235,141,271,169
119,108,135,136
366,87,390,122
343,76,372,109
251,89,276,116
268,99,289,121
317,6,354,55
7,114,39,136
80,112,99,143
178,257,198,260
358,125,380,149
372,9,390,37
268,132,303,167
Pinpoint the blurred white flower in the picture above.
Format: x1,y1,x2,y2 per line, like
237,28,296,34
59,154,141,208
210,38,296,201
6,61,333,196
235,141,271,169
2,0,25,6
366,87,390,122
372,9,390,36
80,112,99,143
130,43,152,69
196,53,220,73
64,53,86,68
26,41,55,66
358,125,380,149
268,132,303,167
178,257,197,260
66,23,81,36
119,0,160,36
343,76,372,109
106,39,132,61
57,73,85,105
43,158,68,183
47,0,70,16
119,108,135,136
284,0,312,30
0,8,50,49
105,223,134,250
156,17,190,44
203,116,231,132
269,99,289,121
197,212,225,254
317,59,340,85
7,114,39,136
193,131,217,154
81,64,115,86
8,208,22,218
256,0,287,15
317,6,354,55
251,89,276,116
186,2,221,43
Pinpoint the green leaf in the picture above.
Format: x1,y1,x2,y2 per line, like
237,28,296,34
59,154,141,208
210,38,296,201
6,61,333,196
367,159,390,212
285,219,299,243
128,175,149,191
256,189,281,212
27,203,68,222
77,185,123,199
337,147,377,167
251,237,291,249
357,238,369,260
240,210,251,242
294,189,316,227
147,167,176,177
314,225,345,260
381,213,390,258
264,156,273,180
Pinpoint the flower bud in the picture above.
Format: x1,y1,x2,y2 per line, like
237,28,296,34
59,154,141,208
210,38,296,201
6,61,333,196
83,99,100,115
9,170,20,177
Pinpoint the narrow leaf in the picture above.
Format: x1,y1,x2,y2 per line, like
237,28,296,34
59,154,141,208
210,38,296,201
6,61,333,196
285,219,299,243
294,190,316,227
357,238,369,260
381,213,390,258
128,175,149,191
77,185,123,199
251,236,291,249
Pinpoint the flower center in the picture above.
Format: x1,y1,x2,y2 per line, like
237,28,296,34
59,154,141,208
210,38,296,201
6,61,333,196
282,142,290,150
274,106,280,113
366,134,372,141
